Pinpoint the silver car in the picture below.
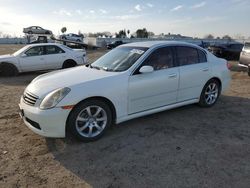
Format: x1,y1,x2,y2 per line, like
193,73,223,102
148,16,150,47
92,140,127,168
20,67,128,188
23,26,52,35
239,42,250,76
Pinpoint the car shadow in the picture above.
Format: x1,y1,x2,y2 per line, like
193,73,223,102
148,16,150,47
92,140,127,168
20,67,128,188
46,95,250,188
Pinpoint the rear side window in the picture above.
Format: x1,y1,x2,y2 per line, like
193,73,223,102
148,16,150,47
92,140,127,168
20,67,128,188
143,47,174,70
46,46,65,55
176,46,207,66
176,47,199,66
198,49,207,63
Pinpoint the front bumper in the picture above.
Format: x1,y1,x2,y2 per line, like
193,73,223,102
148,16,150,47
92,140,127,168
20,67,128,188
19,98,71,138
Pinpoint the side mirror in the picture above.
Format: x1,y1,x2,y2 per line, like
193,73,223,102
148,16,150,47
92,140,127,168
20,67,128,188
139,66,154,74
21,53,27,57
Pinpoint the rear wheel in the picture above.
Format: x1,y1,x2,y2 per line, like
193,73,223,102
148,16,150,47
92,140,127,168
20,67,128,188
199,79,220,107
62,60,77,69
0,63,18,77
67,100,112,142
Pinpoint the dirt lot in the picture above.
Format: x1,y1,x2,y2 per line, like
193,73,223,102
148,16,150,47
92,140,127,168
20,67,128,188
0,45,250,188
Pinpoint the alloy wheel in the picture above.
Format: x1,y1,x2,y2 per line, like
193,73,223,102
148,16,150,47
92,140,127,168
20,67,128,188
204,83,219,105
75,105,107,138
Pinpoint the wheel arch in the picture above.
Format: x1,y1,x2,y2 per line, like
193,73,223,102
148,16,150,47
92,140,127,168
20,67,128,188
65,96,117,133
0,61,19,73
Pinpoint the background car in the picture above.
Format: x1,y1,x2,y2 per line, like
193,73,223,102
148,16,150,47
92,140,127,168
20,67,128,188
60,33,83,42
239,42,250,76
208,42,243,60
106,40,124,49
0,43,86,76
19,41,231,142
23,26,52,35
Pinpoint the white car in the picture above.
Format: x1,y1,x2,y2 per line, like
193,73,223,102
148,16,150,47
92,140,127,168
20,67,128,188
19,41,231,142
60,33,83,42
0,43,87,76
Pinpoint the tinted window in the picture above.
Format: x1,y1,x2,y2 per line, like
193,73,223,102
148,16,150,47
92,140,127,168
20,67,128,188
230,44,243,50
25,46,44,56
198,49,207,63
176,47,199,66
46,46,65,55
143,47,174,71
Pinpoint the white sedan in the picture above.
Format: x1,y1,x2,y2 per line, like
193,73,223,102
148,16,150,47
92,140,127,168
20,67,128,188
0,43,86,76
19,41,231,142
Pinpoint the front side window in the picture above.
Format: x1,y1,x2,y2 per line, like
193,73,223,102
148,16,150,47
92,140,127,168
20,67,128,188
25,46,44,56
91,47,148,72
46,46,65,55
176,47,199,66
142,47,174,71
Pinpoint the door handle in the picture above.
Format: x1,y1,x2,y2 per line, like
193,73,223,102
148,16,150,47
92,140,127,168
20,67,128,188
168,73,177,78
201,68,209,72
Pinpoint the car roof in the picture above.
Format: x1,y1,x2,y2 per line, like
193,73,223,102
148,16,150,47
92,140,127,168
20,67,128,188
26,43,63,47
121,41,202,49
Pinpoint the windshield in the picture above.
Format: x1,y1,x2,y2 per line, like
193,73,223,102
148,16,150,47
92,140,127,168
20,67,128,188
12,46,29,56
91,46,148,72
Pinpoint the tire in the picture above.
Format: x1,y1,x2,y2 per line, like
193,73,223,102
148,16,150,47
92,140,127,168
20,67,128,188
0,63,18,77
248,67,250,77
67,99,112,142
198,79,221,107
62,60,77,69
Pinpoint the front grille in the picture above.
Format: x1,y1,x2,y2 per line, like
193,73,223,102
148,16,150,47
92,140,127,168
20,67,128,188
23,91,38,106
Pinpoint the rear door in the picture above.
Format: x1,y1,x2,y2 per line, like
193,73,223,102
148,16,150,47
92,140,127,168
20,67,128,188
43,45,66,69
128,46,179,114
176,46,211,102
19,46,47,72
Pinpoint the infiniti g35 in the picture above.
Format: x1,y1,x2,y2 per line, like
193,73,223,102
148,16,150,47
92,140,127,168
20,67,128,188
19,41,231,142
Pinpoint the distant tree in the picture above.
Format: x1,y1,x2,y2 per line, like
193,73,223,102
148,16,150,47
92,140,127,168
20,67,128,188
204,34,214,39
116,30,126,38
222,35,232,40
148,31,155,37
127,30,130,36
216,36,221,39
61,27,67,34
136,28,149,38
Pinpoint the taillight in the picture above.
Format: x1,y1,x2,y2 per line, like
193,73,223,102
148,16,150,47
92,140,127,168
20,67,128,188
227,62,231,69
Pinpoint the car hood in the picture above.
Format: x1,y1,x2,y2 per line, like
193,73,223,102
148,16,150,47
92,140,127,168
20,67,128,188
0,54,15,60
26,66,120,97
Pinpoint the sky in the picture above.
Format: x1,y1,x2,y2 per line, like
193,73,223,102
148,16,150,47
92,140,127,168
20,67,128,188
0,0,250,38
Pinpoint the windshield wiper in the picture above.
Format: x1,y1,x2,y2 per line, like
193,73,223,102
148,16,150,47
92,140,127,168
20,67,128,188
87,64,101,70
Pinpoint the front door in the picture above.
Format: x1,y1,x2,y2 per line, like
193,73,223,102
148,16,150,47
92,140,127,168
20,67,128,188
128,47,179,114
19,46,46,72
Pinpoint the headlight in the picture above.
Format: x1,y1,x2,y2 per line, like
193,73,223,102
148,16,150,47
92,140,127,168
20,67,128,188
40,87,71,110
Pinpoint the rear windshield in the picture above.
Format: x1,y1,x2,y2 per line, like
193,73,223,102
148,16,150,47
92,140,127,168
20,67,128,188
244,43,250,50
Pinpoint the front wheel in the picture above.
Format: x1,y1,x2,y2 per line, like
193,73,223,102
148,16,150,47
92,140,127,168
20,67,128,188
67,100,112,142
199,79,220,107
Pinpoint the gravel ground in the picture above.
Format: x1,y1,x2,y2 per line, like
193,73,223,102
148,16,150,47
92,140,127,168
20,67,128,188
0,45,250,188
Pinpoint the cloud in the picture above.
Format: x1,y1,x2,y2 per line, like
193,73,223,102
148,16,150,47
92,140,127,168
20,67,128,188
170,5,183,11
134,4,142,11
75,10,82,15
53,9,72,16
191,2,206,9
113,14,141,20
89,10,95,14
99,9,108,14
146,3,154,8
